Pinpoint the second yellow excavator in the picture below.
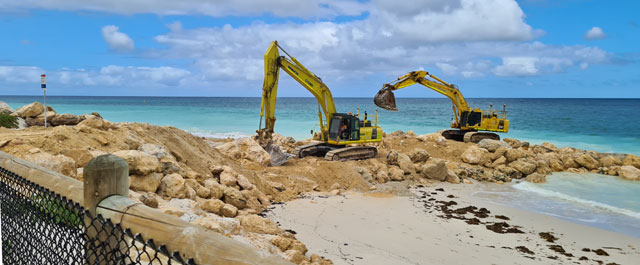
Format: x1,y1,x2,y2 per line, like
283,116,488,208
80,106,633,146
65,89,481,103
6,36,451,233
257,41,383,164
374,70,509,143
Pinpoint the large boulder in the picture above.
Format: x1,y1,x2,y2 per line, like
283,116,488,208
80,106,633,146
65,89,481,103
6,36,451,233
619,166,640,180
600,155,622,167
236,174,255,190
525,172,546,183
575,153,599,170
130,173,163,193
623,154,640,169
201,199,225,215
112,150,161,175
15,102,44,118
77,116,112,130
138,144,170,159
478,139,510,152
60,149,93,167
193,216,224,234
509,159,537,175
505,149,526,162
216,138,271,166
223,187,247,209
396,153,414,173
388,166,404,181
503,138,522,149
0,101,14,115
408,148,430,163
386,150,398,165
238,214,280,234
419,159,448,181
204,179,224,199
51,113,80,126
24,152,76,178
158,173,187,198
219,171,237,187
461,146,489,165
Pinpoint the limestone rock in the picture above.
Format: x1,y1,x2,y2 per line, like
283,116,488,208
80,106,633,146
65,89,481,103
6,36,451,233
219,171,237,187
478,139,510,152
236,174,255,190
204,179,224,199
238,214,280,234
408,148,430,163
196,186,211,198
536,160,552,175
496,165,523,179
600,155,622,167
223,187,247,209
77,116,111,130
619,165,640,180
505,149,526,162
560,154,579,169
158,173,187,198
624,154,640,169
509,159,537,175
575,153,599,170
193,216,224,234
221,204,238,217
138,144,170,159
216,138,271,166
284,250,306,264
130,173,163,193
201,199,225,215
0,101,14,115
24,152,76,178
60,149,93,167
488,156,506,168
396,153,414,173
420,159,448,181
15,102,44,118
270,236,293,252
386,150,398,165
388,166,404,181
503,138,522,149
139,192,159,208
446,171,461,184
550,159,565,172
112,150,161,175
461,146,489,165
525,173,546,183
491,147,509,161
51,113,80,126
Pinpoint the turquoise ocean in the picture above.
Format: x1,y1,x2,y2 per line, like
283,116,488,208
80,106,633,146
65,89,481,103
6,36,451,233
2,96,640,237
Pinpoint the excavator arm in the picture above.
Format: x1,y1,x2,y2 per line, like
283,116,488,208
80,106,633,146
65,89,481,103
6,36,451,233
375,70,470,128
258,41,337,144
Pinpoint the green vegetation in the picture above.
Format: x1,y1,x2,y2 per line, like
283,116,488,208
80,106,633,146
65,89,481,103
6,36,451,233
0,113,18,128
32,194,84,228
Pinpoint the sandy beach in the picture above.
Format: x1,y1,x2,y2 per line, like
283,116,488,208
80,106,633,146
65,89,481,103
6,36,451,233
267,182,640,265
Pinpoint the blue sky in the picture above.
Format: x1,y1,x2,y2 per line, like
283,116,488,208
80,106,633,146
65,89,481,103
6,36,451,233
0,0,638,98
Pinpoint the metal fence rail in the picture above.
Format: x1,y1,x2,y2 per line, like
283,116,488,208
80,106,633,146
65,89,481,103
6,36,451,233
0,166,196,265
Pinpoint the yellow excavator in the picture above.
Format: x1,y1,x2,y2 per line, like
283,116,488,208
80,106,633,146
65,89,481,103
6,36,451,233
257,41,383,163
374,70,509,143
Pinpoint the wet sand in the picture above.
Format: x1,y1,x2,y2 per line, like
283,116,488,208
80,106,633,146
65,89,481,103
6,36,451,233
266,183,640,265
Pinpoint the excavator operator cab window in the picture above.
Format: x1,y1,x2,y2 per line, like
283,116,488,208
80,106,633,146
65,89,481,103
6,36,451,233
328,114,359,142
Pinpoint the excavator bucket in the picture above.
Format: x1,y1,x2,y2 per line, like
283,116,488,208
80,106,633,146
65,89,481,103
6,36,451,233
374,85,398,111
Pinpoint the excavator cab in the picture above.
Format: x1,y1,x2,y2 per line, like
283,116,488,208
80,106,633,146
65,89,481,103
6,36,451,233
328,114,360,142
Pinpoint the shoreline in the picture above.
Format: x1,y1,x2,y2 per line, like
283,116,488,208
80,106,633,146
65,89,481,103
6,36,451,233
267,183,640,265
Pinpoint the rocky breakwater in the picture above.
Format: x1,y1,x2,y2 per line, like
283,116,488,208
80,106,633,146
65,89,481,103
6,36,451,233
4,101,100,128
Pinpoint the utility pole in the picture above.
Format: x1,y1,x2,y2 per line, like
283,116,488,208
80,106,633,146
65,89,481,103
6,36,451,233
41,74,47,128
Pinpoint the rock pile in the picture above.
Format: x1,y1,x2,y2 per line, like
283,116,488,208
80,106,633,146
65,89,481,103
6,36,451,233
7,101,100,128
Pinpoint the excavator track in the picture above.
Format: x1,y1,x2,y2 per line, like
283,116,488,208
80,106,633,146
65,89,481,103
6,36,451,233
463,132,500,143
441,130,500,143
324,146,378,161
295,142,332,158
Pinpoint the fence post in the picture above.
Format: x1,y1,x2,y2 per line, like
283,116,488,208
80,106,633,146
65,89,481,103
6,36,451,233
83,154,129,264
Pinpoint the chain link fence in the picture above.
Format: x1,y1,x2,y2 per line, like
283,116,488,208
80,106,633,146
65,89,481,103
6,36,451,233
0,166,196,265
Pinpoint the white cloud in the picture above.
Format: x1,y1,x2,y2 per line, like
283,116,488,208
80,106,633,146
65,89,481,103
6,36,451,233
0,0,368,19
584,27,606,40
0,65,191,88
101,25,135,51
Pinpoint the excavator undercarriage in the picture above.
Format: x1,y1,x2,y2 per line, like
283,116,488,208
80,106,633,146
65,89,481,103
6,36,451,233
294,143,378,161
